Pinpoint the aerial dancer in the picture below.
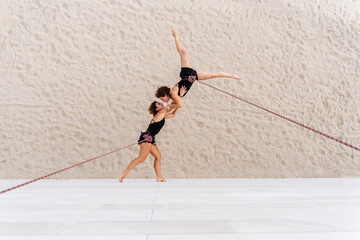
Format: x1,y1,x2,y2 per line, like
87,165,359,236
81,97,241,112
156,26,241,108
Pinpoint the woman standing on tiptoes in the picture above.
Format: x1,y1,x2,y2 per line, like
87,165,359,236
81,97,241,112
156,26,241,109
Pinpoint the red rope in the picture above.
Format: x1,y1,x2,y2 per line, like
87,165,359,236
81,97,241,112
1,82,358,195
0,141,144,195
197,80,360,152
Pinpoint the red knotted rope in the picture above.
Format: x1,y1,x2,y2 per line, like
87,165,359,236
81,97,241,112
197,80,360,152
0,141,145,195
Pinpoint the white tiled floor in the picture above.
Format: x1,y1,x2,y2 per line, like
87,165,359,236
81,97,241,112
1,178,360,239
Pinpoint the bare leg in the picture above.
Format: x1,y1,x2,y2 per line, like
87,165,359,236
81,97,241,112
197,70,241,80
150,144,166,182
119,143,152,182
171,26,191,68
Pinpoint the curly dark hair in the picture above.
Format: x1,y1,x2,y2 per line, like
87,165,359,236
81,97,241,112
155,86,170,98
148,101,159,116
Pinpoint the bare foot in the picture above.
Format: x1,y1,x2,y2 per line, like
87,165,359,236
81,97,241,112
171,26,177,38
156,177,167,182
119,171,126,183
232,74,241,80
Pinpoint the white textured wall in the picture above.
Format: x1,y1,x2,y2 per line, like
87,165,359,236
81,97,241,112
1,0,359,179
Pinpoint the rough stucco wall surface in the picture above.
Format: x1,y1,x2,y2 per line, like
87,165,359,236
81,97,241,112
0,0,359,179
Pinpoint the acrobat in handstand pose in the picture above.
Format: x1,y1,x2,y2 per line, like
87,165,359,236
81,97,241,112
155,26,241,108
